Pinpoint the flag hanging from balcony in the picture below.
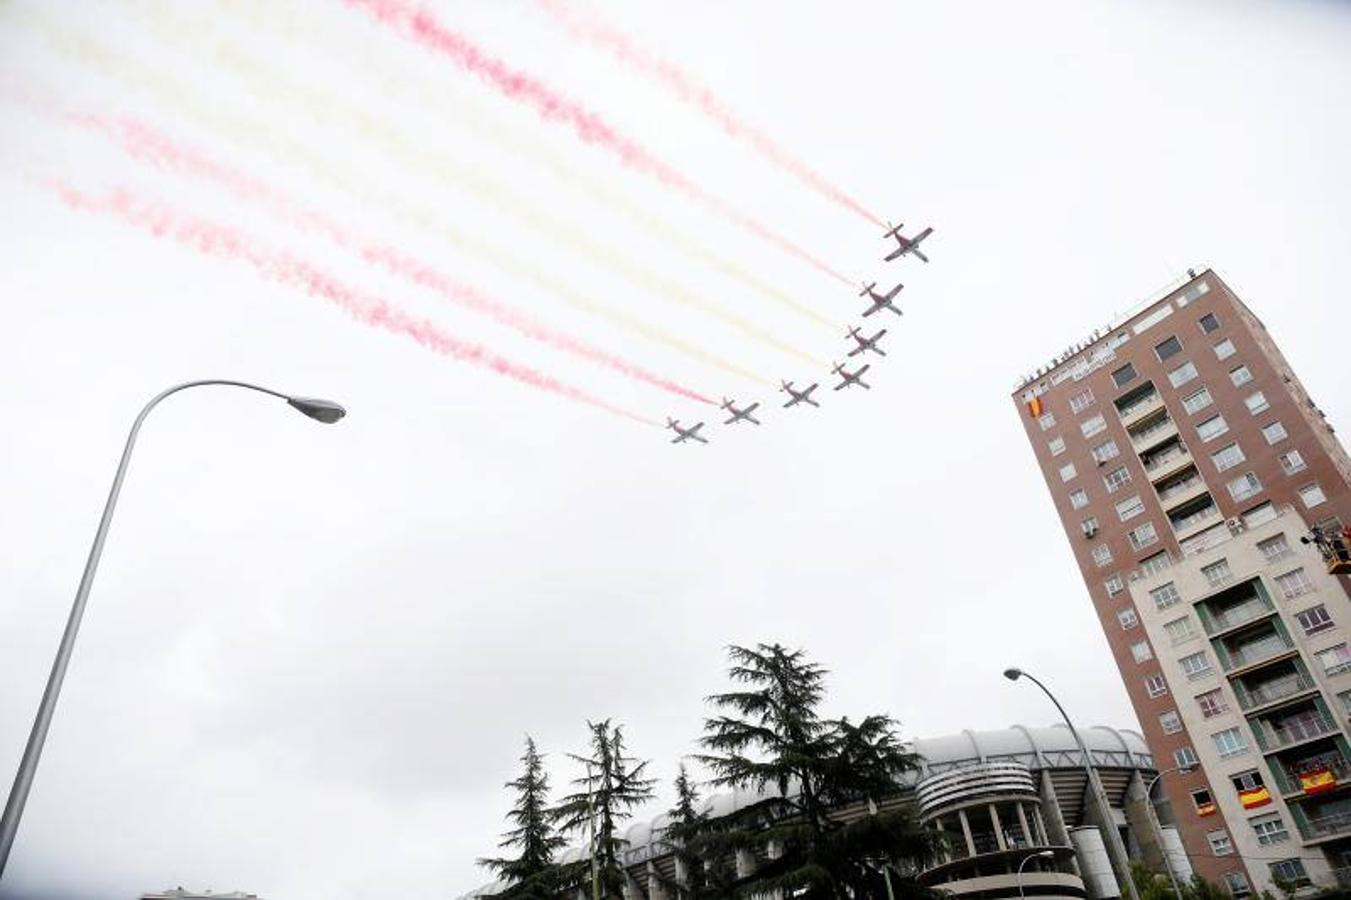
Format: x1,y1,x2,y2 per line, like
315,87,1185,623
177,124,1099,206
1027,396,1043,417
1299,767,1337,795
1239,785,1272,809
1196,800,1218,817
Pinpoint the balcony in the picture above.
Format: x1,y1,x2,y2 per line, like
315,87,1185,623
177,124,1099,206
1252,713,1339,752
1181,522,1233,557
1235,673,1318,712
1206,598,1277,637
1172,502,1222,539
1130,413,1179,452
1301,809,1351,841
1144,443,1194,483
1117,389,1164,428
1273,752,1351,797
1222,632,1296,674
1158,469,1208,509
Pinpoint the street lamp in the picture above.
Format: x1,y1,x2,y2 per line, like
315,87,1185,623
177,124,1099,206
1146,764,1195,900
1017,849,1056,900
0,380,345,879
1003,667,1142,900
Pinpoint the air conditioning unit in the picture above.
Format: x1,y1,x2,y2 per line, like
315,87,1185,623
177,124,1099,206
1227,517,1245,533
1082,523,1099,538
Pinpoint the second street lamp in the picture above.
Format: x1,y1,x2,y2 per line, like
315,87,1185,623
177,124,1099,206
1004,667,1142,900
1017,849,1056,900
0,380,345,881
1146,764,1195,900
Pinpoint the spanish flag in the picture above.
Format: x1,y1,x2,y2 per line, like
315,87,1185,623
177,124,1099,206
1196,801,1218,817
1239,786,1272,809
1028,396,1043,418
1299,767,1338,795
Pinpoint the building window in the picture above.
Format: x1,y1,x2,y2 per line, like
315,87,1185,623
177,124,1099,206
1092,545,1114,568
1251,814,1290,847
1069,388,1096,414
1112,364,1138,388
1081,516,1100,537
1151,582,1182,610
1211,442,1245,473
1116,495,1145,521
1104,466,1132,493
1131,640,1154,663
1159,710,1183,734
1140,552,1172,577
1174,746,1199,768
1278,450,1306,475
1048,436,1066,456
1197,415,1229,442
1197,688,1228,718
1316,644,1351,677
1268,860,1310,888
1207,830,1233,856
1145,674,1169,698
1169,361,1199,388
1182,387,1213,415
1214,338,1237,360
1257,534,1293,563
1201,559,1233,588
1069,488,1090,510
1118,609,1139,630
1180,651,1212,680
1059,462,1077,482
1199,313,1221,334
1039,412,1057,431
1155,335,1183,362
1298,483,1327,508
1244,391,1269,415
1191,788,1215,813
1274,568,1314,600
1105,574,1125,597
1229,365,1253,387
1262,421,1288,444
1129,522,1159,551
1091,439,1120,464
1212,727,1248,759
1295,605,1333,636
1339,690,1351,714
1222,872,1251,899
1242,502,1278,528
1164,616,1195,645
1227,472,1262,502
1081,414,1107,438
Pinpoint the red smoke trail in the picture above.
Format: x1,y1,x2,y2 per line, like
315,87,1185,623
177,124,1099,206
346,0,852,287
49,183,659,426
69,112,715,406
534,0,885,229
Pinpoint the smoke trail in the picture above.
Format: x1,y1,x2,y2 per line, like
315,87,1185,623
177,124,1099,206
50,183,658,426
70,112,717,406
118,2,823,364
346,0,853,287
13,11,774,385
219,0,833,330
533,0,885,228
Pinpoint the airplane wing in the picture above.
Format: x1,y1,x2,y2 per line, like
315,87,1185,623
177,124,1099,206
745,403,759,414
847,346,863,357
913,227,933,243
858,365,871,376
883,247,903,262
833,380,846,391
862,304,878,317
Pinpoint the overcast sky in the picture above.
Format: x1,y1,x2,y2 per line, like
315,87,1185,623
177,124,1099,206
2,1,1349,898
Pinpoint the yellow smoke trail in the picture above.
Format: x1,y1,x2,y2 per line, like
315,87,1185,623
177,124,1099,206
221,0,835,332
122,0,824,366
13,8,774,386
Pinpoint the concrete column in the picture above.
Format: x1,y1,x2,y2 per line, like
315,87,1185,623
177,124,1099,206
958,808,976,857
736,849,755,879
1040,774,1083,877
1016,802,1034,847
991,803,1009,851
1124,770,1168,873
647,861,671,900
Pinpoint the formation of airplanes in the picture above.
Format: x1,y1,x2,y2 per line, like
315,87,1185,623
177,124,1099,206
665,222,932,445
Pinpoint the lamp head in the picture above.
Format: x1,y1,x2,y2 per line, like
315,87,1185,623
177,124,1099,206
1036,850,1055,859
287,396,346,424
1004,667,1024,682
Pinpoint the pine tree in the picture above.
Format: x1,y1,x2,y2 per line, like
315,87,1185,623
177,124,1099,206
658,764,734,899
478,736,567,899
554,720,657,898
693,643,941,899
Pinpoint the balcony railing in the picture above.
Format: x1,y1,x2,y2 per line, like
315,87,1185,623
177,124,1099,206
1172,503,1220,534
1131,416,1177,447
1118,391,1161,423
1281,754,1351,792
1253,714,1338,751
1237,673,1317,711
1302,810,1351,840
1182,524,1233,557
1209,599,1274,634
1144,446,1191,477
1224,634,1295,672
1158,473,1204,504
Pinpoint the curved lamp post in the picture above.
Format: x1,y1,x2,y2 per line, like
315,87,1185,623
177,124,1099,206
1017,849,1056,900
0,380,345,878
1003,667,1141,900
1146,764,1195,900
